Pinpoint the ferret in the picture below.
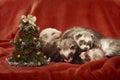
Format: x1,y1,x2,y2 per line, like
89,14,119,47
62,27,104,51
42,39,63,62
99,38,120,57
39,28,61,44
80,48,105,62
40,28,62,62
62,27,103,39
74,31,95,51
58,38,83,63
58,38,78,62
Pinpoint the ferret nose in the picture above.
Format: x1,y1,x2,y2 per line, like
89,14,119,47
61,54,69,61
64,58,72,63
64,59,70,62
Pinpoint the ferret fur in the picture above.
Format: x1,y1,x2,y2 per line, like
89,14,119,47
39,28,61,44
80,48,105,62
100,38,120,57
62,27,104,51
58,26,104,63
42,39,63,62
40,28,62,62
58,38,78,62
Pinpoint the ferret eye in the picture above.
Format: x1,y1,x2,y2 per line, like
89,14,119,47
87,41,92,46
84,54,91,61
81,40,84,43
79,40,85,45
52,32,55,35
57,46,61,51
70,45,75,49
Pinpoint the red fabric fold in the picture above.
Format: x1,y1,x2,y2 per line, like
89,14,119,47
0,0,120,80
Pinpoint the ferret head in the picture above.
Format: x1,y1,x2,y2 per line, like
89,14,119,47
80,48,105,62
74,31,95,51
80,52,91,62
40,28,61,43
58,38,78,63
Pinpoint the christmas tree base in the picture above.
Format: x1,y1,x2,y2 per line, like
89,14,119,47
6,57,51,67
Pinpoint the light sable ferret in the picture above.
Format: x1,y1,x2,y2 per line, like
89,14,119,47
100,38,120,57
58,38,83,64
74,31,95,51
58,38,78,62
42,39,63,62
80,48,105,62
62,27,103,39
80,38,120,62
39,28,62,62
62,26,104,51
39,28,61,44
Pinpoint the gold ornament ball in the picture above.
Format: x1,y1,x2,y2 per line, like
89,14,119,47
33,37,37,41
17,54,21,58
19,38,22,42
37,51,42,55
44,56,47,59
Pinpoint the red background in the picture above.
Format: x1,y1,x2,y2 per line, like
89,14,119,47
0,0,120,80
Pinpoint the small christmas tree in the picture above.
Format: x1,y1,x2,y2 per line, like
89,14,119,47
6,15,50,66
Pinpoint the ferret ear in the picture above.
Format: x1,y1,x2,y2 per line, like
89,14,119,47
74,33,82,40
58,31,62,34
70,44,76,49
91,34,94,38
57,45,61,51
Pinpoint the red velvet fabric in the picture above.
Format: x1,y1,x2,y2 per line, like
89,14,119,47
0,0,120,80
